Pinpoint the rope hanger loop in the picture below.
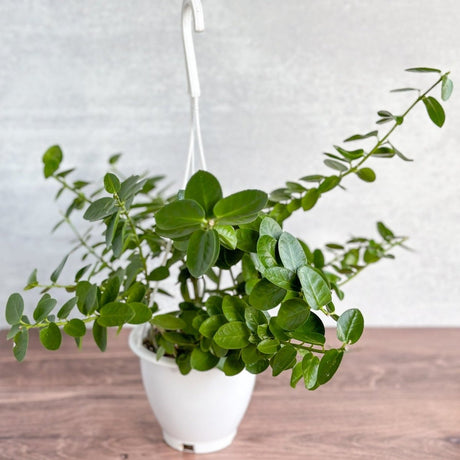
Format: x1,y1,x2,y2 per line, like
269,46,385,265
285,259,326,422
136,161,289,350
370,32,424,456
181,0,207,188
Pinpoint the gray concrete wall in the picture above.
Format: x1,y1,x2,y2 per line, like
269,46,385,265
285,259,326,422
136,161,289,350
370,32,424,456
1,0,459,328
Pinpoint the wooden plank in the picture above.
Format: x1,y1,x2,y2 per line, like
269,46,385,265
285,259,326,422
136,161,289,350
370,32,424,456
0,328,459,459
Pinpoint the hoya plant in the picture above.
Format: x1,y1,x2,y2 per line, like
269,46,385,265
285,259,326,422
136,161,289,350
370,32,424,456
5,68,453,390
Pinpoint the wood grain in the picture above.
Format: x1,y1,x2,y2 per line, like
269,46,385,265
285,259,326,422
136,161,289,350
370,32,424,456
1,328,459,460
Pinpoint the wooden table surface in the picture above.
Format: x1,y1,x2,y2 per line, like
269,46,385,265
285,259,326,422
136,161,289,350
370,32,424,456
1,328,459,460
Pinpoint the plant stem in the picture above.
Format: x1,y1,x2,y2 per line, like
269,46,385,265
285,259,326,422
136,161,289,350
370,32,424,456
53,176,91,203
281,340,326,354
20,315,98,330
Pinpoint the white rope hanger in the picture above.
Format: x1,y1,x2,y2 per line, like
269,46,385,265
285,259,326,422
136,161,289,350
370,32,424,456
181,0,207,189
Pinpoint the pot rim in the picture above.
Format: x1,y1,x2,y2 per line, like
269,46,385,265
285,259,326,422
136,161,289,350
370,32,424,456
129,324,177,368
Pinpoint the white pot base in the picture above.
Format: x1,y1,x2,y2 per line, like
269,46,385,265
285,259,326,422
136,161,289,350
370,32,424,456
162,430,236,454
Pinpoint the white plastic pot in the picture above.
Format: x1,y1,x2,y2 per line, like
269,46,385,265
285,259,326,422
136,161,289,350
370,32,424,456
129,325,256,454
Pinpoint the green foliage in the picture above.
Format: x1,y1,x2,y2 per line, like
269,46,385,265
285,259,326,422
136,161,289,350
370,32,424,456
4,68,452,392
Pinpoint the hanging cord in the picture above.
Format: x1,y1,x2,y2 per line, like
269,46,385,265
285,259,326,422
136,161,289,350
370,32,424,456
150,0,206,308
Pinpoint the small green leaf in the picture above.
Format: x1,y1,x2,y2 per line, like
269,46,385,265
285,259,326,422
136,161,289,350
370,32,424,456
57,297,77,319
317,349,344,385
257,338,280,355
405,67,441,73
93,320,107,351
337,308,364,344
264,267,297,291
50,255,69,283
13,329,29,361
215,225,237,250
302,352,320,390
244,307,268,333
184,170,223,217
270,344,297,376
83,197,117,222
249,279,286,310
356,168,376,183
297,266,331,310
24,269,38,290
151,313,186,330
222,295,247,322
186,229,220,277
39,322,62,350
76,281,98,315
128,302,152,324
301,188,320,211
63,318,86,338
98,302,134,327
259,217,282,239
324,159,348,172
214,190,268,225
222,351,245,376
422,96,445,127
148,266,170,281
318,176,341,193
42,145,63,178
155,199,205,237
33,295,57,322
6,293,24,325
377,221,394,241
236,228,259,252
104,173,121,194
291,311,326,345
290,362,303,388
277,298,310,331
257,235,278,269
213,321,250,349
390,87,419,93
190,348,219,371
109,153,122,164
344,131,378,142
199,314,227,338
441,76,454,101
278,232,307,271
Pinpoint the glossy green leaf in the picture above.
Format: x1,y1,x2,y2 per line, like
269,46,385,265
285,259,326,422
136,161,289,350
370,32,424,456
405,67,441,73
257,338,280,355
151,313,187,330
39,322,62,350
318,175,341,193
277,298,310,331
270,344,297,376
222,351,245,376
324,159,348,172
337,308,364,344
213,190,268,225
441,76,454,101
246,358,270,374
42,145,63,178
344,130,378,142
301,188,320,211
278,232,307,271
57,297,77,319
184,170,223,216
13,329,29,362
128,302,152,324
236,229,258,252
422,96,445,127
297,266,331,310
50,255,69,283
222,295,247,322
264,267,297,290
190,348,219,371
186,229,220,277
93,320,107,351
76,281,98,315
290,362,303,388
83,197,117,222
6,293,24,325
249,279,286,310
33,295,57,322
290,312,326,345
98,302,134,327
302,352,320,390
257,235,278,268
356,167,376,183
117,175,146,201
213,321,250,349
24,268,38,290
259,217,282,239
104,173,121,194
63,318,86,338
244,307,268,333
377,221,394,241
215,225,237,250
155,199,205,235
317,349,344,385
199,314,227,338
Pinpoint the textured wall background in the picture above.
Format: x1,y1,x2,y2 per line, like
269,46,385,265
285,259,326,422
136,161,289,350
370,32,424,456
0,0,459,328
